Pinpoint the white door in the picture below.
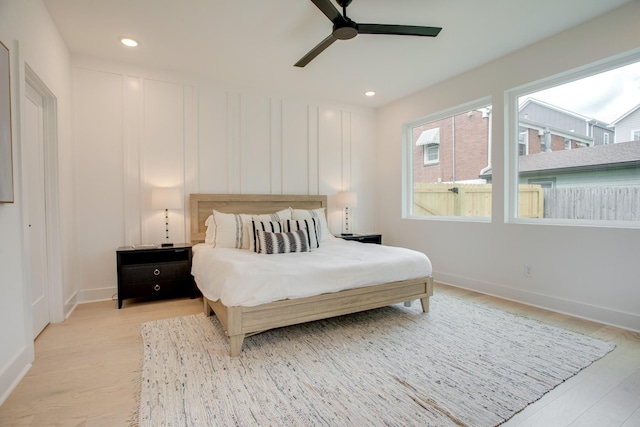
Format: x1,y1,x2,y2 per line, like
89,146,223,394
25,82,49,338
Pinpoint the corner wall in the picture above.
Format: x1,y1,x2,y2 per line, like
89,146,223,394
375,2,640,331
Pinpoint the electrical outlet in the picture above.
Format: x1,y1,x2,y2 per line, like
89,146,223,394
524,265,533,278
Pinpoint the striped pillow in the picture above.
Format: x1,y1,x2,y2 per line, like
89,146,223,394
285,218,320,250
252,220,285,253
249,209,291,251
256,229,310,254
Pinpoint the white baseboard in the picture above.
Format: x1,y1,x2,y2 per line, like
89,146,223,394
64,291,78,320
434,271,640,333
0,345,32,407
78,286,117,304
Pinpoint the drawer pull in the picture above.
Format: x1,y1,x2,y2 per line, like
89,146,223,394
154,284,161,291
153,268,161,276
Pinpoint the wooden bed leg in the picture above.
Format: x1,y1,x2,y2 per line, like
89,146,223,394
420,297,430,313
229,334,245,357
203,298,212,316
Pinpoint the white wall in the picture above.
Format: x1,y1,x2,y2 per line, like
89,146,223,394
375,2,640,331
70,57,376,302
0,0,72,405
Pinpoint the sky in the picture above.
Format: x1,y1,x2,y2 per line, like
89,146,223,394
524,59,640,124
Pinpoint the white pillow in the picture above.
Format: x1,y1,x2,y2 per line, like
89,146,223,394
208,210,252,249
205,208,291,249
204,215,215,245
249,209,292,251
291,207,331,242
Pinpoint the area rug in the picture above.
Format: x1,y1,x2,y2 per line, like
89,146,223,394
137,294,615,426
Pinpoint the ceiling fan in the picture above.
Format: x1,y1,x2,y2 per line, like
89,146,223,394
295,0,442,67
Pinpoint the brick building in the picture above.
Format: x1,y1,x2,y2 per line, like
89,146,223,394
412,109,490,183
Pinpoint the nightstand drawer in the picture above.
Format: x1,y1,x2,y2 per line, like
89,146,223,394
120,260,189,284
122,280,187,299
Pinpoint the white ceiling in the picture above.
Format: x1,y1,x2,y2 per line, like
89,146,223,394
43,0,632,108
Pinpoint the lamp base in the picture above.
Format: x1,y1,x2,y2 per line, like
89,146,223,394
161,242,174,247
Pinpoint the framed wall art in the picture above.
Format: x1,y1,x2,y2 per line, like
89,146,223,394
0,40,13,203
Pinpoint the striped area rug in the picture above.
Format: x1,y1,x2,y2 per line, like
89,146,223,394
138,294,614,426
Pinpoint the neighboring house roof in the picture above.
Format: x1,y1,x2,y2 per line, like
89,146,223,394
480,140,640,177
611,103,640,125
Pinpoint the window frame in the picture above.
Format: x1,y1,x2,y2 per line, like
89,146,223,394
505,50,640,228
402,96,492,222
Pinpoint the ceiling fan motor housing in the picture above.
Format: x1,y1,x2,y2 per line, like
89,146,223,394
333,20,358,39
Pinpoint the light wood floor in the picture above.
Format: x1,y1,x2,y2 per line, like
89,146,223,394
0,284,638,426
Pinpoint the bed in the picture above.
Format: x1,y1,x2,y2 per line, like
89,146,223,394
190,193,433,356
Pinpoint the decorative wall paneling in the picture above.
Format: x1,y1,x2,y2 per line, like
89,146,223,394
72,64,374,301
73,68,125,301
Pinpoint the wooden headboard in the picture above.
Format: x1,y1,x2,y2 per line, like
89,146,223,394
190,193,328,244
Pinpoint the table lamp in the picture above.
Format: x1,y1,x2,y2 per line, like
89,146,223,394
336,191,358,236
151,187,182,247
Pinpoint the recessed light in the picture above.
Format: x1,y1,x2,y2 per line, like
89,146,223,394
120,38,139,47
365,91,376,97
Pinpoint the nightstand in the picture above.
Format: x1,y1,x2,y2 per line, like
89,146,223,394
338,233,382,244
116,244,194,309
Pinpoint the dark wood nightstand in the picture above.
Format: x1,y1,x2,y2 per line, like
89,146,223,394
338,234,382,244
116,244,194,309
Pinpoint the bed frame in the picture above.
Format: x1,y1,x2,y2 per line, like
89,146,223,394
190,193,434,356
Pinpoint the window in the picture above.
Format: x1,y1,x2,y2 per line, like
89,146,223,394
423,144,439,164
417,127,440,164
510,55,640,224
404,98,492,219
518,130,529,155
528,178,555,188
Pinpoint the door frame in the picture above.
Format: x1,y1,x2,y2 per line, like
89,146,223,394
22,64,64,325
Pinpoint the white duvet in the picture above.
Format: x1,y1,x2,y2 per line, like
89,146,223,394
191,238,432,307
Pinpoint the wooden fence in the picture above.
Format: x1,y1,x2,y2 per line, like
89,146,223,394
413,183,544,218
544,187,640,221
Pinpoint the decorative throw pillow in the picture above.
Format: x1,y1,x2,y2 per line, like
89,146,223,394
256,229,310,254
252,220,285,253
208,210,252,249
250,209,291,251
291,208,331,242
284,218,320,250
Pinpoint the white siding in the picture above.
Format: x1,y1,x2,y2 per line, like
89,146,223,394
615,106,640,143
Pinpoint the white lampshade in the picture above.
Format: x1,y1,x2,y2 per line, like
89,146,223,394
151,187,182,210
336,191,358,208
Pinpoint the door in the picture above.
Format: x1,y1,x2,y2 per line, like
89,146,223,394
25,81,49,338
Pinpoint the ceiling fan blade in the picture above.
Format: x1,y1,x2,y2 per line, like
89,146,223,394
310,0,342,23
294,34,338,67
358,24,442,37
